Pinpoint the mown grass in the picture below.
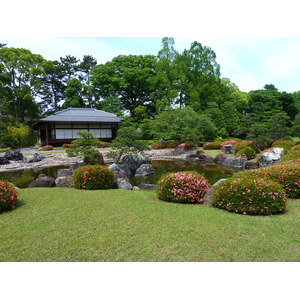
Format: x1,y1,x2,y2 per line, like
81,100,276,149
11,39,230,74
1,188,300,262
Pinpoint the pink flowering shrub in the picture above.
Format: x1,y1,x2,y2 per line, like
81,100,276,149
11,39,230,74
239,161,300,198
212,177,287,215
72,165,114,190
178,143,194,150
157,171,210,204
151,142,165,149
0,181,18,212
221,140,237,152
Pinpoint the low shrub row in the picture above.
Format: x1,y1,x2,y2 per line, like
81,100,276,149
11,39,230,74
235,147,256,160
203,141,222,150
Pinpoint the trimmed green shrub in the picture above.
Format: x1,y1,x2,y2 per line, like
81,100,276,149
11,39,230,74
0,135,18,149
157,171,210,204
234,140,259,153
0,181,18,212
72,165,114,190
212,177,287,215
236,147,256,160
203,141,222,150
272,140,295,147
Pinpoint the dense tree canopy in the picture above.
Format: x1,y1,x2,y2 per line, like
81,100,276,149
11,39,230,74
0,38,300,145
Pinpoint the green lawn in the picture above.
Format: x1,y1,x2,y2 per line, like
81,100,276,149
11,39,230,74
1,188,300,262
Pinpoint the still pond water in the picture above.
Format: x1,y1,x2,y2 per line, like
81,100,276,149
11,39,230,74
0,160,239,189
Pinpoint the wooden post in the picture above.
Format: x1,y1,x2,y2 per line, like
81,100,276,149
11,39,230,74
46,123,49,145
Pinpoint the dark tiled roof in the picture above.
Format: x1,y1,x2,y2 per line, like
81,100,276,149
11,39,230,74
39,108,124,123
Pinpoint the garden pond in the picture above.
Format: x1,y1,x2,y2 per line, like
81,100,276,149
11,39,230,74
0,160,239,189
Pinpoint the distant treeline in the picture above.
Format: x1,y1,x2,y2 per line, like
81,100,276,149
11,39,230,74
1,38,300,143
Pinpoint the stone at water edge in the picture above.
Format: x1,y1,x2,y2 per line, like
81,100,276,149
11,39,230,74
203,178,228,206
258,148,285,168
139,183,157,190
57,168,72,177
55,176,72,188
23,153,46,163
214,153,227,164
4,149,23,161
28,174,56,188
135,164,155,177
0,157,10,165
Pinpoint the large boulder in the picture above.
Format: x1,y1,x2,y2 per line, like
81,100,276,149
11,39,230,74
139,183,157,190
55,176,72,188
196,152,215,163
214,153,227,164
173,145,186,155
116,177,133,190
119,155,148,175
4,149,23,161
258,148,285,168
57,168,72,177
23,153,46,163
109,163,133,190
135,164,155,177
222,157,247,168
0,157,10,165
28,174,56,188
244,161,259,169
203,178,228,206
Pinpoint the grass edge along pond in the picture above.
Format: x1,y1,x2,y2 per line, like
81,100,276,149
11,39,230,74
1,188,300,262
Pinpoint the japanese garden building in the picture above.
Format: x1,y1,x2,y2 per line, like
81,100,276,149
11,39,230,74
34,108,123,146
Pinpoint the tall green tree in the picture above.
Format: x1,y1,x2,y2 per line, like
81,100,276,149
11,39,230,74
0,47,45,122
91,54,159,118
62,78,85,108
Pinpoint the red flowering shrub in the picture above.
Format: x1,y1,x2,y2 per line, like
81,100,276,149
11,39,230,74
151,142,165,149
165,141,180,148
234,141,259,153
221,140,237,152
42,145,54,151
178,143,194,150
97,142,110,148
212,177,287,215
239,161,300,198
235,147,256,160
72,165,114,190
62,144,75,148
0,181,18,212
203,142,222,150
157,171,210,204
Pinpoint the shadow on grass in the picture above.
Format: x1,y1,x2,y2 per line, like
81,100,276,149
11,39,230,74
0,199,26,215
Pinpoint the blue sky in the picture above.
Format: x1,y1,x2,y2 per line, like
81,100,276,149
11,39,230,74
2,36,300,93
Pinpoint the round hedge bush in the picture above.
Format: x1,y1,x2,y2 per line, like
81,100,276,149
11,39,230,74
212,177,287,215
235,147,256,160
234,140,259,153
238,161,300,198
0,181,18,212
72,165,115,190
157,171,210,204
